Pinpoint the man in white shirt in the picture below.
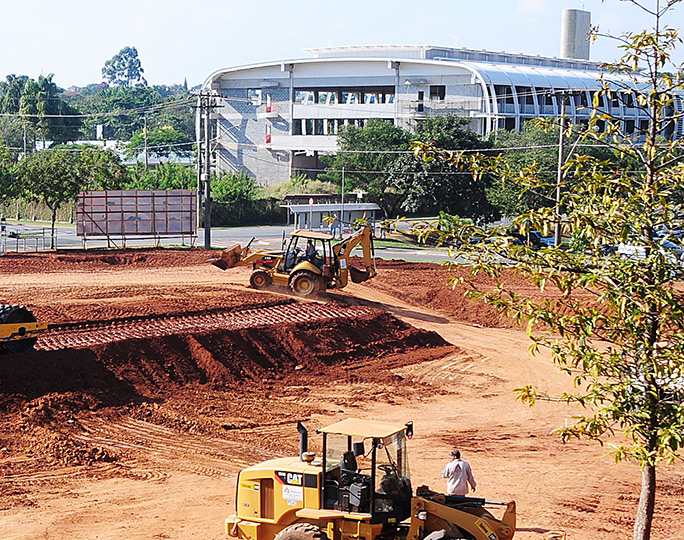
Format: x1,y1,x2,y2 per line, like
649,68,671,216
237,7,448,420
441,449,477,496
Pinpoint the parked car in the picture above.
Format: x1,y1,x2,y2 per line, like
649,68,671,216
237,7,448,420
617,238,684,264
509,230,556,248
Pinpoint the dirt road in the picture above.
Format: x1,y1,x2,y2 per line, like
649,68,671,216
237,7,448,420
0,250,681,539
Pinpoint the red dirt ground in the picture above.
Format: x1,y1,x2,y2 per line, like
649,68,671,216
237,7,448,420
0,249,682,540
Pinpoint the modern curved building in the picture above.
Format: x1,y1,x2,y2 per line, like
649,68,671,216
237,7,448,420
201,44,665,184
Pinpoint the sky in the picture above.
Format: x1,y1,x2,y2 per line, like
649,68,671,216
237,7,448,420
1,0,682,89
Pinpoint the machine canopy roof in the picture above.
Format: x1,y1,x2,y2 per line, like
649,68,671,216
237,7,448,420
318,418,407,439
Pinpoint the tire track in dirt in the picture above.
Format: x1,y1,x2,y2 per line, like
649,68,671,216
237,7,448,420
71,417,276,479
36,303,378,351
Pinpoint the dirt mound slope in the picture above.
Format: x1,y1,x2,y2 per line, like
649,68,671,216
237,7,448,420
367,258,576,328
0,247,212,274
1,305,449,401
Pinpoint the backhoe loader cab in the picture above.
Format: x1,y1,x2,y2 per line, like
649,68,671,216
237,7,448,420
225,419,516,540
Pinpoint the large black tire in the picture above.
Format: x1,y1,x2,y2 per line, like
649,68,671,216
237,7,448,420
289,271,320,297
0,304,38,355
274,523,327,540
250,270,272,289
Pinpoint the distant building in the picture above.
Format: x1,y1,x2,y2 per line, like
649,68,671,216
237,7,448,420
200,44,671,184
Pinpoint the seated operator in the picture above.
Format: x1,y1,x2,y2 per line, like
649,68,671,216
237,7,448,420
298,240,321,267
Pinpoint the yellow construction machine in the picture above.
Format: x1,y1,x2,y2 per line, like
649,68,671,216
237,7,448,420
212,226,377,297
225,418,516,540
0,304,47,354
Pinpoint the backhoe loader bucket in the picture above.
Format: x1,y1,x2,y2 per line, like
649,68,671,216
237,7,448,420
349,265,371,283
211,244,243,270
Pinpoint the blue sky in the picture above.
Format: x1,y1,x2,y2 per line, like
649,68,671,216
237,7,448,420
1,0,681,88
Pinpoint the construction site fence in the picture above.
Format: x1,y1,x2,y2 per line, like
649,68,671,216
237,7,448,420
0,228,52,255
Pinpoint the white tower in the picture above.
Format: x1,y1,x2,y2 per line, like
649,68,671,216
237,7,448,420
560,9,591,60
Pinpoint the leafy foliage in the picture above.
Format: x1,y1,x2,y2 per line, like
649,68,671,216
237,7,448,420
127,125,193,158
320,119,412,217
102,46,147,88
321,116,495,220
408,4,684,539
124,162,195,190
0,74,81,147
261,174,339,199
212,172,257,205
0,145,19,203
391,116,497,222
15,147,123,244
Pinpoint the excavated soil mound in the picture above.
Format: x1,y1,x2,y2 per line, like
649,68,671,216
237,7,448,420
368,259,585,328
1,307,449,402
0,248,212,274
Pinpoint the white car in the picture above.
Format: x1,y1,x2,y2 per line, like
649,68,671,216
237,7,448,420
617,239,684,265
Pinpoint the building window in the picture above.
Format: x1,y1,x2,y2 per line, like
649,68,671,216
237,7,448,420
429,85,446,101
543,90,554,106
317,91,337,104
494,85,515,105
574,92,589,109
315,119,324,135
248,89,262,106
342,92,360,104
294,90,314,104
621,92,635,108
292,119,303,135
516,87,534,106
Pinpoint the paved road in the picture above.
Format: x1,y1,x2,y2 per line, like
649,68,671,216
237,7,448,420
1,222,455,264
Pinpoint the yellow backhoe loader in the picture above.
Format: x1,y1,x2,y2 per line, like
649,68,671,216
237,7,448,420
225,418,516,540
212,226,377,297
0,304,47,354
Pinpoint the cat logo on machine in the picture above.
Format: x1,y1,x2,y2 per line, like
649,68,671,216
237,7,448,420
275,471,303,486
474,519,497,540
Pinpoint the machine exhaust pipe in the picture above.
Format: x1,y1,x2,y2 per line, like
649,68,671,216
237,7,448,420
297,421,308,461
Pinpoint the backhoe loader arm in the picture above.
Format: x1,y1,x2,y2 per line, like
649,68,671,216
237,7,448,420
332,226,376,288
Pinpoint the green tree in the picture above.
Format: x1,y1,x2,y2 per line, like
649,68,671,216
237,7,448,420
410,3,684,539
124,162,195,190
488,124,637,218
0,145,19,205
212,172,256,205
16,148,124,245
390,115,496,221
127,125,193,158
320,119,412,217
102,46,147,88
0,74,81,147
66,86,194,141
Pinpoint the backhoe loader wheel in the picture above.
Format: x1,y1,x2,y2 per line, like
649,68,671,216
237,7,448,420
290,271,320,297
0,304,38,355
250,270,272,289
274,523,328,540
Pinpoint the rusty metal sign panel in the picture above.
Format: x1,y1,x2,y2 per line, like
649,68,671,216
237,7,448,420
76,190,197,238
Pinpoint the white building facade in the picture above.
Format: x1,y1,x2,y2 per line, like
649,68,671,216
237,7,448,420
201,45,673,184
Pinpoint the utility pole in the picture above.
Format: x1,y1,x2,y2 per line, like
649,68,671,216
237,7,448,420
203,93,212,250
144,114,149,169
555,92,568,247
196,94,203,231
341,166,345,232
